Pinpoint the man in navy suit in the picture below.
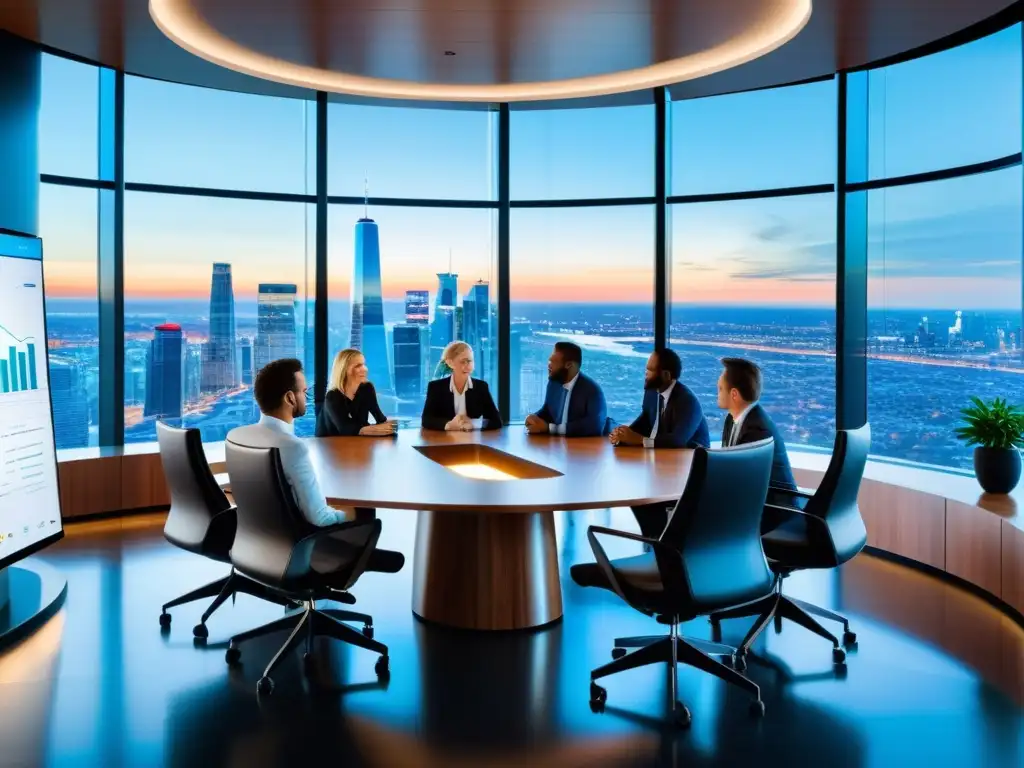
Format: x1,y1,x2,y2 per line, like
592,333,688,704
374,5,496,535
525,341,608,437
718,357,796,492
611,348,710,538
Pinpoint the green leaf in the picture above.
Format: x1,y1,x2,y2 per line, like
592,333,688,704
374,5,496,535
955,396,1024,449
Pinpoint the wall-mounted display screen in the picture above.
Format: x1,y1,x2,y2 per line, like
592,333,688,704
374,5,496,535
0,232,63,570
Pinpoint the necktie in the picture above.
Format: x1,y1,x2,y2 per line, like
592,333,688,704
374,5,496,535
558,388,568,425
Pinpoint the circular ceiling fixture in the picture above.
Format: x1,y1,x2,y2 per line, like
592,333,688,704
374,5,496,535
149,0,813,102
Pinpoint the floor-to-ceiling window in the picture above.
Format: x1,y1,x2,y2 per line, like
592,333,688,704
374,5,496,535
123,77,317,441
861,25,1023,471
669,79,838,448
38,54,102,449
509,101,656,425
326,103,498,427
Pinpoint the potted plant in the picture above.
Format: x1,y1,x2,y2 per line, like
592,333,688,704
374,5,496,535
955,396,1024,494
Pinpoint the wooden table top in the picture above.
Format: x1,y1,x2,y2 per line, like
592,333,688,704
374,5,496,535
304,428,694,513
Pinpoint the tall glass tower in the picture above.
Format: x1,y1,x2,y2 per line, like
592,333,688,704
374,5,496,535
350,215,393,393
255,284,298,373
462,280,490,379
49,354,89,449
145,323,184,420
201,262,237,392
431,271,458,365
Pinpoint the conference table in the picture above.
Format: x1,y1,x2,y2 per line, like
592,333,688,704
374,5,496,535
304,428,694,631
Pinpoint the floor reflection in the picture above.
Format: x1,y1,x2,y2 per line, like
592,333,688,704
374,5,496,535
0,509,1019,767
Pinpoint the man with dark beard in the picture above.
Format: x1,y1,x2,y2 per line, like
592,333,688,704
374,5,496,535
610,348,710,538
525,341,608,437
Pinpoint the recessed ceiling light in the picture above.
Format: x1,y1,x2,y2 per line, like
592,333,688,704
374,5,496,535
149,0,813,102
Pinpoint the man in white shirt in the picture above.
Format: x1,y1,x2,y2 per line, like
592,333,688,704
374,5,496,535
229,358,404,572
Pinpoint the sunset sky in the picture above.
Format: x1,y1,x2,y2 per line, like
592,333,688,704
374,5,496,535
37,24,1022,310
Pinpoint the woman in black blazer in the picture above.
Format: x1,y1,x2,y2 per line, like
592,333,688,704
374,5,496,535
315,348,397,437
421,341,502,431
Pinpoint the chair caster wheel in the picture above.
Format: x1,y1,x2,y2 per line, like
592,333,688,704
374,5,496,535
833,647,846,665
673,703,692,729
733,653,748,672
589,681,607,703
374,655,390,679
256,676,274,696
773,615,783,633
362,624,374,640
192,623,209,639
589,697,606,714
843,631,857,646
611,647,627,660
225,646,241,666
159,612,171,629
749,700,766,718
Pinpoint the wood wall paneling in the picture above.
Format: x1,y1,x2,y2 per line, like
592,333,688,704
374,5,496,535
858,478,946,569
945,499,1003,598
58,457,122,518
120,452,170,510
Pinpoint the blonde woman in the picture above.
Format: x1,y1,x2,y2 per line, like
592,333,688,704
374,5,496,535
421,341,502,431
315,348,397,437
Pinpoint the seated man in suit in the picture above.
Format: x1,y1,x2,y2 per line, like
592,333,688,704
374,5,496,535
234,358,403,573
717,357,796,492
525,341,608,437
611,348,710,538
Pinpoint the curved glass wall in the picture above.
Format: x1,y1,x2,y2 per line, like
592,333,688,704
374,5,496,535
33,22,1024,474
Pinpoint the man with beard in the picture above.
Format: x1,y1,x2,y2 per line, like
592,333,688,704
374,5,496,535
525,341,608,437
610,348,710,538
229,357,405,572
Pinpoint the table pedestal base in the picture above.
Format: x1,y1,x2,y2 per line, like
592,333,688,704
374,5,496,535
412,509,563,631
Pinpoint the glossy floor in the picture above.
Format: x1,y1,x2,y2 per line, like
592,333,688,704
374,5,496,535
1,508,1023,768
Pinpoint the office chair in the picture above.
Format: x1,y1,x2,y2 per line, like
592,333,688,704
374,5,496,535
570,439,777,728
223,436,392,696
709,424,870,668
156,422,291,639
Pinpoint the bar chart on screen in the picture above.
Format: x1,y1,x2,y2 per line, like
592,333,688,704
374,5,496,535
0,324,40,395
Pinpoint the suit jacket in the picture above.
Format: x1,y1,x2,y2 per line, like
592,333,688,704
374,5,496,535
421,376,502,431
533,372,609,437
315,383,387,437
629,382,710,449
722,404,796,491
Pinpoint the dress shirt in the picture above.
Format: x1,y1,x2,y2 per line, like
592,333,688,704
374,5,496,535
727,401,758,446
643,381,677,449
548,373,579,435
258,414,344,527
450,376,484,430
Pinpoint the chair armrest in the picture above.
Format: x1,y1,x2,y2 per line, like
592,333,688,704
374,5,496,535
293,518,382,589
762,503,830,538
586,526,679,616
768,483,815,499
296,517,380,548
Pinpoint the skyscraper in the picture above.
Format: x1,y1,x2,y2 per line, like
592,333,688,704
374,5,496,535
462,280,490,379
393,323,430,408
350,215,393,393
49,355,89,449
144,323,184,420
431,271,458,364
201,262,237,392
255,284,298,373
238,337,254,385
405,290,429,324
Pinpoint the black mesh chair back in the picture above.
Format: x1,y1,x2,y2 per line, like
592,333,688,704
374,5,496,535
803,424,870,565
660,439,776,614
157,421,235,557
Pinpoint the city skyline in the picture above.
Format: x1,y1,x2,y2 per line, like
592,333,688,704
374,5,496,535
36,24,1023,308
